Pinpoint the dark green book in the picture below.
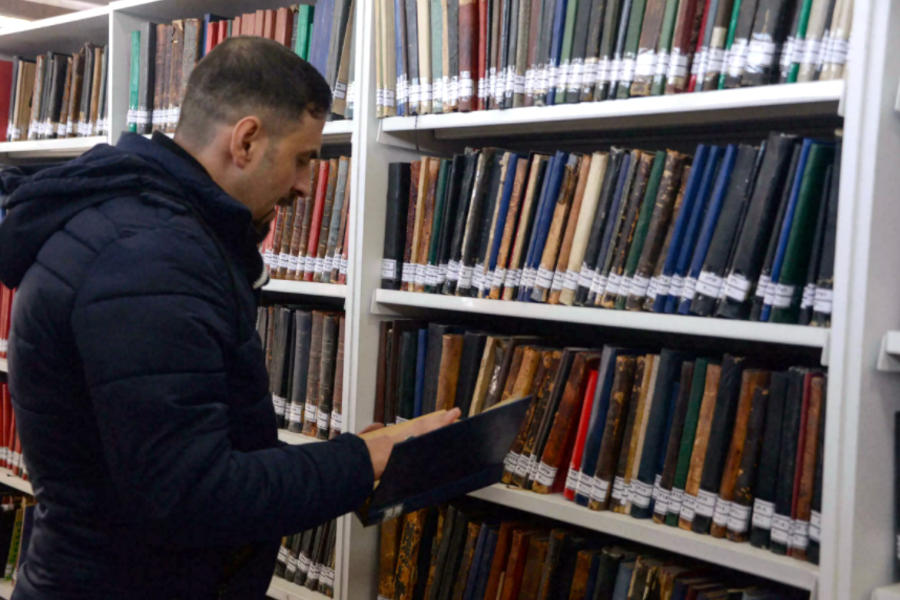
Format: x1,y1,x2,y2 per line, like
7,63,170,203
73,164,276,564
425,159,451,293
650,0,682,95
566,0,595,102
593,0,623,100
797,164,832,325
554,0,580,103
666,358,709,526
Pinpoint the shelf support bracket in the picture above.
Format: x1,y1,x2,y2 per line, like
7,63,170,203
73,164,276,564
876,331,900,372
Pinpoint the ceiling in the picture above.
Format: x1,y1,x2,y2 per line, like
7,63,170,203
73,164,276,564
0,0,110,22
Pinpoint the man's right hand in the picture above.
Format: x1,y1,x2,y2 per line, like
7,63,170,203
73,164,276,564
359,408,461,480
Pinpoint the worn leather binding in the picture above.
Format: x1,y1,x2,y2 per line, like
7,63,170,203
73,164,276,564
654,361,695,524
630,0,667,97
678,362,722,530
728,385,770,542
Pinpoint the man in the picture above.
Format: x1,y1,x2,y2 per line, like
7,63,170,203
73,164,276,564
0,37,457,598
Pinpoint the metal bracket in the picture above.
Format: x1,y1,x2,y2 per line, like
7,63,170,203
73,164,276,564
876,331,900,372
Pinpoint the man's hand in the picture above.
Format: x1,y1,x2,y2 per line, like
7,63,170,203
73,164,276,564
360,408,461,480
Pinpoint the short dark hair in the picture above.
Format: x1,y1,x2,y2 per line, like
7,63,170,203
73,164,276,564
177,36,332,143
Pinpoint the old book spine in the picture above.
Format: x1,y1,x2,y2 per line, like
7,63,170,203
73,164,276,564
328,316,346,439
394,510,427,600
450,522,483,600
315,314,339,439
294,171,317,281
303,161,329,280
313,159,339,281
523,0,544,106
531,155,580,303
511,351,561,487
653,361,695,523
506,345,543,402
613,354,659,515
789,373,824,560
549,155,592,304
407,158,429,290
415,158,441,291
678,362,721,530
644,163,690,311
649,0,681,95
378,517,403,599
274,203,295,279
489,157,529,298
500,346,527,403
741,0,790,86
819,0,850,80
502,155,547,300
301,312,325,437
630,0,667,96
727,385,769,542
434,334,464,410
769,368,806,554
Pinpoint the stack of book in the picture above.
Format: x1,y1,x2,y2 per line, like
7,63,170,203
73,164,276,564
127,0,356,134
273,518,337,598
257,305,345,441
375,0,853,116
0,286,14,361
1,496,35,588
0,384,23,480
382,134,839,326
1,45,109,142
377,501,805,600
374,320,826,564
261,156,352,285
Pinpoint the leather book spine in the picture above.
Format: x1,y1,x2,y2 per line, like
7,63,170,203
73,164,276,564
443,152,476,295
749,370,787,548
590,355,638,510
468,336,501,417
699,0,735,90
769,368,805,555
454,332,486,418
653,360,694,523
435,334,465,410
302,312,325,436
499,529,533,600
166,22,184,132
518,534,550,600
502,155,548,300
422,323,449,414
401,161,422,290
808,378,826,564
741,0,791,86
315,314,339,439
691,354,746,534
608,358,643,514
535,529,566,600
329,316,346,438
630,0,667,96
649,0,680,95
457,0,477,111
549,156,591,304
522,0,543,107
425,505,458,600
457,151,497,296
512,350,561,487
561,152,609,306
27,54,44,140
304,161,330,281
532,155,580,302
323,157,350,282
728,385,769,542
644,163,690,311
722,0,758,88
563,0,593,104
393,510,427,600
500,345,527,404
490,157,529,299
512,0,532,108
429,0,444,114
436,155,467,287
579,0,607,102
405,0,421,115
789,373,824,560
569,549,598,600
313,160,339,282
378,517,403,600
476,154,514,298
593,0,623,100
482,521,515,600
623,353,663,518
678,362,721,530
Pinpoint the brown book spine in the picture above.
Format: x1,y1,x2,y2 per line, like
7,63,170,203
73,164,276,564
468,336,500,417
613,355,659,515
154,26,170,131
401,161,421,289
450,522,483,600
500,345,527,403
502,349,546,484
276,201,297,279
458,0,477,111
434,334,464,410
65,50,83,138
421,506,447,600
710,369,771,538
56,57,72,138
168,21,184,133
290,198,311,281
789,373,825,560
728,385,769,542
644,163,691,311
490,157,529,299
314,159,339,282
270,204,288,274
549,156,592,304
665,0,702,93
393,510,427,600
523,0,542,107
511,350,561,487
517,534,549,600
591,355,640,511
679,363,722,530
301,312,325,437
700,0,735,90
315,313,339,440
331,160,352,282
503,155,547,300
531,155,580,303
631,0,668,97
534,352,600,494
329,316,345,439
378,517,403,600
506,345,543,402
414,158,440,291
483,521,516,600
499,529,532,600
27,54,44,140
568,550,597,600
407,158,429,291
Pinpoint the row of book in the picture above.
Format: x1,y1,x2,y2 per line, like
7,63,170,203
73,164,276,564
257,305,345,439
0,384,24,480
375,0,852,117
274,518,336,597
381,133,839,326
1,496,35,588
0,286,13,360
127,0,355,134
1,44,109,142
262,156,351,284
373,320,825,563
377,500,806,600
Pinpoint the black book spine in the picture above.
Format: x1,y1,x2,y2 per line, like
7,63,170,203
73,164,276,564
691,354,745,534
421,323,449,414
808,393,826,564
470,153,506,297
690,144,759,317
383,163,412,289
729,385,769,541
580,0,608,102
412,507,440,600
565,0,594,103
458,150,497,296
811,142,841,327
436,155,467,289
797,164,832,325
443,151,480,295
741,0,790,87
287,311,311,432
750,370,787,548
770,367,805,555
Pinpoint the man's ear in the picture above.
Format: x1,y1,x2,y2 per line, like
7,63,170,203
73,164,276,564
229,116,264,169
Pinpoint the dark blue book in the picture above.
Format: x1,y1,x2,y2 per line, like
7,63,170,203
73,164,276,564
611,560,636,600
394,0,408,116
308,0,335,79
469,525,499,600
413,328,427,417
518,152,567,300
677,144,738,314
546,0,570,104
462,522,490,600
582,550,604,600
652,145,710,312
484,154,521,294
760,138,814,322
574,345,621,506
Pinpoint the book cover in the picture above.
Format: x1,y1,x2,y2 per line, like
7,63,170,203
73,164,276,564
678,361,721,529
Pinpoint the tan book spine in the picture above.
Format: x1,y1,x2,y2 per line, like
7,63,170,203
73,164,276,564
334,0,358,116
560,152,609,306
434,334,464,410
613,354,659,513
407,157,430,291
502,355,546,485
502,155,547,300
797,0,831,82
499,345,527,403
820,0,851,80
679,363,723,530
414,158,440,291
789,374,825,560
377,517,402,600
568,550,597,600
168,21,184,132
416,0,433,114
511,350,561,488
27,54,44,140
65,50,82,138
489,157,529,299
531,155,581,303
710,369,771,538
393,510,427,600
294,166,318,280
548,155,592,305
503,345,542,403
468,335,499,416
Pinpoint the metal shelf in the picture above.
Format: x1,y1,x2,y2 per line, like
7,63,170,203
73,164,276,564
0,136,107,159
0,7,109,56
267,575,332,600
263,279,347,300
469,484,818,591
277,429,322,446
0,468,32,496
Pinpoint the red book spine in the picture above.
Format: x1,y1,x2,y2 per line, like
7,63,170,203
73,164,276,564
0,384,7,470
304,161,330,281
217,20,229,43
564,369,598,500
687,0,713,92
476,0,488,111
204,22,217,55
791,373,813,521
457,0,476,112
0,60,12,141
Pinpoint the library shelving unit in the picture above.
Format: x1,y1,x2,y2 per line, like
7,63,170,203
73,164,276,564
1,1,899,599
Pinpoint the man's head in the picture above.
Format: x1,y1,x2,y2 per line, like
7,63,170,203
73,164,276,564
174,37,331,229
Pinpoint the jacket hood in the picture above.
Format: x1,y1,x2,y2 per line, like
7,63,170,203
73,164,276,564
0,134,264,289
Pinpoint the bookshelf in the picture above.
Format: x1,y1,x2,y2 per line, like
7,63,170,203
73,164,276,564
1,1,897,599
0,579,12,600
0,468,31,496
267,574,333,600
277,429,322,446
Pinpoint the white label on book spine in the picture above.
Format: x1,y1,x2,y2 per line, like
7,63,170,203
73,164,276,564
432,79,444,111
707,47,726,74
578,266,596,289
563,269,580,291
756,274,771,299
320,567,335,588
447,77,460,106
514,74,526,96
696,270,724,298
477,75,488,103
781,37,797,71
630,479,652,509
668,274,684,299
746,36,776,75
492,267,506,289
381,258,397,281
298,554,311,574
278,253,291,270
446,260,461,283
459,265,474,289
695,489,718,518
620,57,636,85
801,38,821,68
654,51,669,79
609,57,622,87
770,513,791,544
272,395,286,417
472,265,486,292
789,518,809,550
596,57,611,86
668,487,684,515
420,82,433,107
549,270,565,292
629,274,651,298
330,411,342,434
505,268,521,289
723,273,752,302
583,58,598,91
752,498,775,529
288,403,304,426
653,486,670,516
304,403,317,424
569,60,584,93
408,78,421,107
524,67,536,98
605,272,622,296
548,64,560,93
635,50,657,79
680,493,698,522
322,255,334,275
278,546,290,564
397,76,409,105
728,502,752,533
488,67,497,101
528,456,540,481
520,267,537,289
801,282,816,309
667,50,690,80
413,262,426,287
426,264,440,287
680,276,697,302
504,451,519,472
647,274,670,301
810,510,822,542
814,288,833,314
535,462,557,488
591,274,608,296
712,497,731,526
576,471,593,498
590,477,610,503
828,38,849,66
773,283,795,308
316,410,329,432
727,38,750,78
535,267,554,289
610,476,627,502
514,453,531,477
565,467,579,492
339,256,348,276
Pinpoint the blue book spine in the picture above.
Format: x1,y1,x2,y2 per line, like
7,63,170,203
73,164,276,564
653,145,709,312
574,349,620,506
309,0,335,78
663,146,724,313
472,527,498,600
462,524,489,600
677,144,738,314
488,154,520,273
413,328,427,417
586,152,633,305
612,561,635,599
394,0,408,116
518,153,561,301
547,0,569,104
760,138,814,322
523,151,568,299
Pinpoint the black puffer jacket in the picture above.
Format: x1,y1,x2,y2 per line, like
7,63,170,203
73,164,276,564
0,132,373,599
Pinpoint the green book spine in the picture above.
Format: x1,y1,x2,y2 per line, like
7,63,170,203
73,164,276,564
426,160,451,292
297,5,311,59
650,0,680,95
717,0,743,88
555,0,580,104
616,0,648,99
128,30,141,132
771,143,835,323
665,358,709,527
787,0,813,83
615,151,665,310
